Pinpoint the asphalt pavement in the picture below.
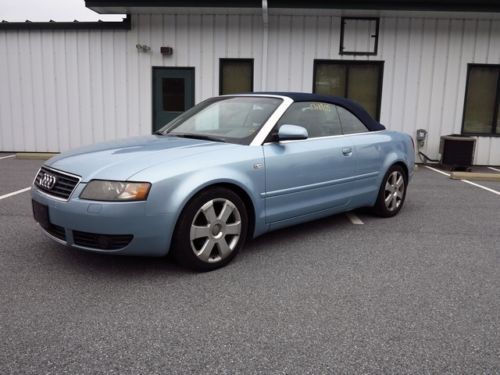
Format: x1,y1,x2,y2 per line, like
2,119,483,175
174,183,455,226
0,158,499,374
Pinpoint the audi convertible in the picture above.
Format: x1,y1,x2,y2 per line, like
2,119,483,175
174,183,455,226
32,93,414,271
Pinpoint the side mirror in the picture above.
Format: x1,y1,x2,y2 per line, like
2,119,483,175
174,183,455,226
277,124,308,142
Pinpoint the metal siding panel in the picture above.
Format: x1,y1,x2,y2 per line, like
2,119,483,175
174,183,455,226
64,31,82,150
214,15,227,93
77,32,93,147
475,137,492,165
126,16,141,137
487,20,500,63
441,20,464,136
266,16,279,89
101,31,117,141
329,17,341,59
175,15,189,65
113,30,128,140
390,18,411,132
475,20,491,61
29,31,48,151
239,15,253,57
189,15,202,102
201,15,215,99
252,15,263,91
41,32,59,151
18,32,36,151
379,17,397,124
0,33,13,150
227,15,240,57
316,16,331,60
150,15,163,68
302,16,317,92
277,16,292,90
488,139,500,165
53,32,70,151
137,15,153,135
413,18,437,158
289,16,305,92
426,19,450,157
405,18,425,135
89,31,104,143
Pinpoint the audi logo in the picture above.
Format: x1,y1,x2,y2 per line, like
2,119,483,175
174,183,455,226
39,172,57,190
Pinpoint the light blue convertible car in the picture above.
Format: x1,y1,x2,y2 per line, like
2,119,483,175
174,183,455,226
32,93,414,271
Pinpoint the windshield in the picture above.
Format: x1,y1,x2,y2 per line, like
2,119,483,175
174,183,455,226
157,96,282,145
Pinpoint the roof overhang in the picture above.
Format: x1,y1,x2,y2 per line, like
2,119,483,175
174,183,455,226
85,0,500,14
0,15,130,30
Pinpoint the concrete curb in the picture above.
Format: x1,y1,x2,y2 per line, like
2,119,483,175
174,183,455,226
450,171,500,182
15,153,57,160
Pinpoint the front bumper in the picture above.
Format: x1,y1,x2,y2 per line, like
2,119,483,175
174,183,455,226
31,185,173,256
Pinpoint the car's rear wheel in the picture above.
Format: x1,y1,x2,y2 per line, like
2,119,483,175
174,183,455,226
373,164,407,217
171,187,248,271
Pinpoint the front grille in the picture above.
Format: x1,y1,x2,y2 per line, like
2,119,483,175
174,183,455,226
73,231,133,250
34,166,80,200
47,224,66,241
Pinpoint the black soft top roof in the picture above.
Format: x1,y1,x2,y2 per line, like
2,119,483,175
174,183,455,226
256,92,386,131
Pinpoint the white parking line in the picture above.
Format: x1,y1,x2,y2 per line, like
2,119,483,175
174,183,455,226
346,212,364,225
461,180,500,196
424,165,500,196
488,166,500,173
0,154,15,160
424,165,450,177
0,187,31,200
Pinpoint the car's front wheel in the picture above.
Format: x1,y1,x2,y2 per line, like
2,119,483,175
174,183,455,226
171,187,248,271
373,164,408,217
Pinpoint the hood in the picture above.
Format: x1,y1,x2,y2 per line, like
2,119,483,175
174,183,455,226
46,135,235,182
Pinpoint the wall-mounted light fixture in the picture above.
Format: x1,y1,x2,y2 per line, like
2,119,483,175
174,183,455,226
160,46,173,56
136,44,151,53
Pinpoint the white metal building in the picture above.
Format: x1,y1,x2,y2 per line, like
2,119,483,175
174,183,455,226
1,0,499,165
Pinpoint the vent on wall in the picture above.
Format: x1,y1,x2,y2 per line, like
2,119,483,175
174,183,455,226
439,135,476,170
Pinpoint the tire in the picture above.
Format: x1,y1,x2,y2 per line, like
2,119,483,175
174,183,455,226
171,187,248,271
373,164,408,217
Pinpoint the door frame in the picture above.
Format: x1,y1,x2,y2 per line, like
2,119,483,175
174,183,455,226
152,66,195,133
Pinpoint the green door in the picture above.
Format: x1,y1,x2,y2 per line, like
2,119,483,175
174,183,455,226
152,67,195,132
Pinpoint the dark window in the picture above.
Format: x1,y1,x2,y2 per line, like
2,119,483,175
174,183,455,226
340,17,379,56
337,106,368,134
162,78,185,112
314,60,383,120
462,64,500,136
277,102,367,138
220,59,254,95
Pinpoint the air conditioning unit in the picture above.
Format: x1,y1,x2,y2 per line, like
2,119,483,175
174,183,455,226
439,135,476,170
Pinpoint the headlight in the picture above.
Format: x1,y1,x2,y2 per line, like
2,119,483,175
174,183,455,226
80,180,151,201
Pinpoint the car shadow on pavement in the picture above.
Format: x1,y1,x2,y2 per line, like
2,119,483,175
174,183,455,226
40,211,365,276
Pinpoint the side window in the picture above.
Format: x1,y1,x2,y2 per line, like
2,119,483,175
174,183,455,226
337,106,369,134
277,102,342,138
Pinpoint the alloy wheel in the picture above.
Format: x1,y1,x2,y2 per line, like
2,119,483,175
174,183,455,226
189,198,242,263
384,171,405,212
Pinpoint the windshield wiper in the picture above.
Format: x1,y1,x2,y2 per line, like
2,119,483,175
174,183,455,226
168,133,226,143
153,130,165,135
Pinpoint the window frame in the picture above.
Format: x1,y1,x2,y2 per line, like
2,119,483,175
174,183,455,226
312,59,384,121
339,17,380,56
461,63,500,137
219,58,254,95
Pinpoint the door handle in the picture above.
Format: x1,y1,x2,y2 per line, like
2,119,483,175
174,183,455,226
342,147,353,156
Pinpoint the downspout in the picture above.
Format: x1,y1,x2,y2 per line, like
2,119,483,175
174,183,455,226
261,0,269,90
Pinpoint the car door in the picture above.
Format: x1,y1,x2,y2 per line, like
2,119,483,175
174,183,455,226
262,101,358,224
336,106,385,200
